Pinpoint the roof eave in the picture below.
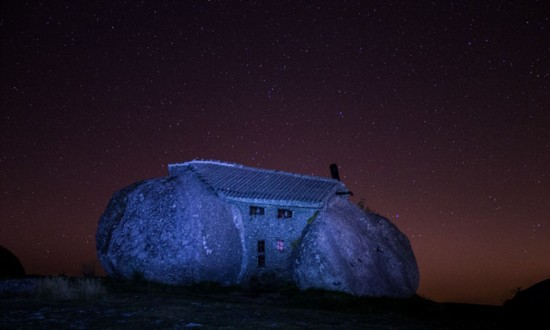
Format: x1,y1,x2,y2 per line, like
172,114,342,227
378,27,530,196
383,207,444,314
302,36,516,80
218,194,324,209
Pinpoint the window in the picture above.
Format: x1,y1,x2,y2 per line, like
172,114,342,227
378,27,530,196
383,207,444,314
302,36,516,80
250,206,265,216
277,208,293,219
257,240,265,253
257,240,265,267
257,255,265,267
276,239,284,252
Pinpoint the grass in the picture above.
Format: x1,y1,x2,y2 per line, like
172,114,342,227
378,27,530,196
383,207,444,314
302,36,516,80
20,275,450,317
34,276,107,300
2,276,508,329
102,275,437,316
102,276,240,296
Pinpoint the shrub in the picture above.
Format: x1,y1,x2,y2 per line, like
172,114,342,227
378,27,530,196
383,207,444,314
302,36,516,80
35,277,106,300
75,278,107,299
291,238,301,250
306,211,319,225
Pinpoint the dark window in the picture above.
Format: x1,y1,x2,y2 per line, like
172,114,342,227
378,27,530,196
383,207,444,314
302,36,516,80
257,240,265,253
257,240,265,267
250,206,265,216
257,255,265,267
277,208,293,219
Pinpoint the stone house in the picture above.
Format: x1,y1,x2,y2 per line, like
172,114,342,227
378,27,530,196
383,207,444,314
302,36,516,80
98,159,419,296
167,160,352,282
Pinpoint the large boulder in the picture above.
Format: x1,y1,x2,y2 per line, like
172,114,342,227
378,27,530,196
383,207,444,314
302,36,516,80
0,245,25,278
292,198,419,297
96,170,245,285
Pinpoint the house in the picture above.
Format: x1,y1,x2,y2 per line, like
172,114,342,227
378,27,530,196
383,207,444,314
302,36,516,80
167,160,352,282
97,159,418,296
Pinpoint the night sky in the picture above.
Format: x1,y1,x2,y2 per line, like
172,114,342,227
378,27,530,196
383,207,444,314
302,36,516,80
1,1,548,306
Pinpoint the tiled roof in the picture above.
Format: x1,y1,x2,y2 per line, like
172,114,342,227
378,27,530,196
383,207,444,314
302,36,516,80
168,160,348,208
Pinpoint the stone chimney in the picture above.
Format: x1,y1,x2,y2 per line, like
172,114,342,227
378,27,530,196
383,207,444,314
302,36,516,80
330,163,340,181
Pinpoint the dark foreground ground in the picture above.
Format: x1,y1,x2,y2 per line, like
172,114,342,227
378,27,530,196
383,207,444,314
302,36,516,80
0,278,543,329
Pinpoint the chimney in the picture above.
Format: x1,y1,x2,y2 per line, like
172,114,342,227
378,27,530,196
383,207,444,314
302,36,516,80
330,163,340,181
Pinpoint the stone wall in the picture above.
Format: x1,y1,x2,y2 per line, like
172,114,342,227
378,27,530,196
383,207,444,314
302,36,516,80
235,203,317,284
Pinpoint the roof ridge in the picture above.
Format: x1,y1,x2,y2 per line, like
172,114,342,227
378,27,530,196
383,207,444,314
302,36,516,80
180,159,339,183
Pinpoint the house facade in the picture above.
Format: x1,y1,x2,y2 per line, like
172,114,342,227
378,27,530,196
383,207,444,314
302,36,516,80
168,160,351,283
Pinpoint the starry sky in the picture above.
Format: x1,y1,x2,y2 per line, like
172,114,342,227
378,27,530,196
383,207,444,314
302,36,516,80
1,1,548,305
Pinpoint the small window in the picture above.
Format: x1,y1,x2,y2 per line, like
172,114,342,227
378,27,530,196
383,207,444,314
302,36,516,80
277,208,293,219
257,240,265,253
257,255,265,267
250,206,265,216
276,239,284,252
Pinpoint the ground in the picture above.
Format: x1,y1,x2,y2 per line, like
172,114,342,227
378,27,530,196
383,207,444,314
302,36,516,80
0,278,522,329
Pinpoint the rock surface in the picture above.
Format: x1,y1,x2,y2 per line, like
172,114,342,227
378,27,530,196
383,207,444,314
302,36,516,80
0,245,25,278
96,170,245,285
292,198,419,297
